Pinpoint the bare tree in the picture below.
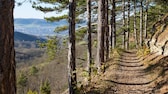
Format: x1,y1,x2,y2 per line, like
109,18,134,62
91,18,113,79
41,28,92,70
0,0,16,94
68,0,77,93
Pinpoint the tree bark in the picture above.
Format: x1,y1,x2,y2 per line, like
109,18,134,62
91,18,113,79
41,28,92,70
0,0,16,94
87,0,92,82
126,0,130,50
68,0,77,93
144,0,149,39
122,0,126,49
110,1,113,49
134,0,138,48
105,0,109,60
97,0,105,73
111,0,116,49
140,0,143,47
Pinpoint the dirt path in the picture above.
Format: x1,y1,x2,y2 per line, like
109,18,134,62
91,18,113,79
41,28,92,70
105,50,161,94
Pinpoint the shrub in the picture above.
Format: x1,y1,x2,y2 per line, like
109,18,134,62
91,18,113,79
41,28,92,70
17,72,28,87
137,46,150,57
27,90,38,94
40,80,51,94
29,66,38,75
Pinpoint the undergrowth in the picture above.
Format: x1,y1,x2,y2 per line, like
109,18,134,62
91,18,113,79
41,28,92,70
137,46,150,57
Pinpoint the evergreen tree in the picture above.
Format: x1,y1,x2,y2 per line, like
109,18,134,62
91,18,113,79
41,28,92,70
154,0,168,17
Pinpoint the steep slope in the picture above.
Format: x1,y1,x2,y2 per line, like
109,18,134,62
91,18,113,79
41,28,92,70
148,13,168,56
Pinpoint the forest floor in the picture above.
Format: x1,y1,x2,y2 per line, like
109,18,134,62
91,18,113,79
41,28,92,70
83,50,168,94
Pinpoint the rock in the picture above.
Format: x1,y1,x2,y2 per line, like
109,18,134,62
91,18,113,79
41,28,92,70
148,13,168,56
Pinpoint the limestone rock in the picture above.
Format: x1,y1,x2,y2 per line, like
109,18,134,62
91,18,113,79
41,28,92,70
148,13,168,56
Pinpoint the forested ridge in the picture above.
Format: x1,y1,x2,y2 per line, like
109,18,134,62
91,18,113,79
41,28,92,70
1,0,168,94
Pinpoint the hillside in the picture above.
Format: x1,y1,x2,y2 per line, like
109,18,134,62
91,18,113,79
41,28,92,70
14,32,46,64
14,31,45,48
12,1,168,94
14,32,45,42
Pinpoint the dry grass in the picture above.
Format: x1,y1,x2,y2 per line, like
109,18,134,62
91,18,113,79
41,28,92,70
77,49,122,93
16,34,99,94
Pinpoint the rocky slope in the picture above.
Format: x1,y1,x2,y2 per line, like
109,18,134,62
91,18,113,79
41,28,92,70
148,13,168,56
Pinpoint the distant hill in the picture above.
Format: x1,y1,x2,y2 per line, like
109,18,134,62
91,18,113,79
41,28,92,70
14,18,86,37
14,32,45,42
14,18,68,36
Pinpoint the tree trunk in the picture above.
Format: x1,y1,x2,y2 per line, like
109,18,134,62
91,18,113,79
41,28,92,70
0,0,16,94
111,0,116,49
87,0,92,82
68,0,77,93
144,0,149,39
140,0,143,47
126,0,130,50
105,0,109,60
122,0,126,49
110,1,113,49
134,0,138,48
97,0,105,73
101,0,105,63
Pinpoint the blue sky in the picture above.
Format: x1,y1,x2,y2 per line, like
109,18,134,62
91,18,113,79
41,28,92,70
14,1,67,19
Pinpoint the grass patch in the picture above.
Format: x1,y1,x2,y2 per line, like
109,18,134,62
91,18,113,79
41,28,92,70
110,48,124,58
137,46,150,57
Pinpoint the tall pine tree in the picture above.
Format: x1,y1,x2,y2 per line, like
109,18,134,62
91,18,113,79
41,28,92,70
0,0,16,93
68,0,77,93
86,0,92,82
97,0,105,73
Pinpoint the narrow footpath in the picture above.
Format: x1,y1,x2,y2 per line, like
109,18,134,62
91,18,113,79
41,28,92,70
104,50,168,94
